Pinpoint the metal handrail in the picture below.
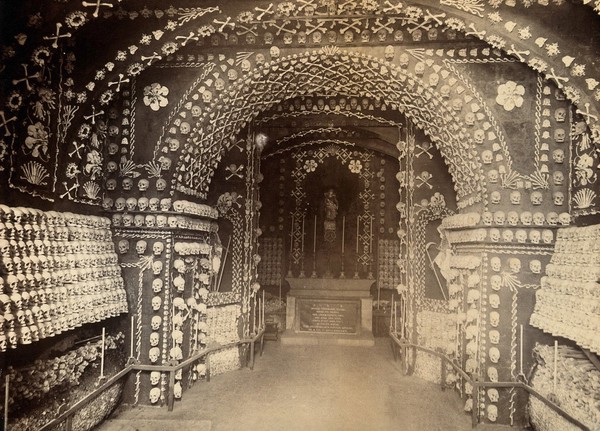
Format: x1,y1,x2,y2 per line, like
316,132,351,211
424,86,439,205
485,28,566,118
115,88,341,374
389,333,591,431
37,327,265,431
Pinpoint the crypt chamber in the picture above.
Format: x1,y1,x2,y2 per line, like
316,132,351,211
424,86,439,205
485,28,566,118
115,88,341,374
0,0,599,429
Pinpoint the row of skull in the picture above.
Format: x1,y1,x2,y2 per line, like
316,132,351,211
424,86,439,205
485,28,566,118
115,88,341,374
111,213,214,231
103,197,173,212
0,221,112,244
545,263,600,283
490,256,543,275
481,210,570,227
1,251,118,279
487,228,554,244
117,239,165,256
487,189,568,207
556,224,600,242
105,177,168,193
0,206,111,230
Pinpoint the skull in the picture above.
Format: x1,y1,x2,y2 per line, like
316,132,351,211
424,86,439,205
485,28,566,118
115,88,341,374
311,31,322,44
510,257,522,274
488,388,499,403
227,68,238,81
482,212,493,226
546,212,558,225
117,239,129,254
115,198,127,211
533,212,545,226
122,178,133,191
552,149,564,163
174,382,182,399
490,191,501,204
202,90,213,104
558,212,570,226
180,122,191,135
489,228,500,242
111,213,122,226
399,53,409,68
530,191,543,205
481,150,493,164
151,315,162,330
214,78,225,92
490,257,501,272
509,191,521,205
552,171,564,186
160,198,172,211
487,405,498,422
515,229,527,243
145,215,156,227
473,129,485,145
529,230,541,244
507,211,519,226
149,198,160,211
489,294,500,309
542,229,554,244
170,346,183,360
439,84,451,99
149,387,161,404
554,108,566,122
393,29,403,42
554,128,565,143
156,215,167,227
466,289,480,304
255,53,265,65
428,73,439,88
414,62,425,76
490,274,502,291
487,169,499,184
269,46,280,59
553,191,564,206
384,45,395,61
138,179,150,192
149,331,160,347
412,29,422,42
452,98,463,112
464,112,475,127
134,214,144,227
487,367,499,383
135,240,147,255
520,211,532,225
126,197,137,211
151,296,162,311
150,371,161,385
529,259,541,274
107,161,118,173
156,178,167,191
502,229,514,242
493,211,505,225
490,311,500,327
489,347,500,364
152,260,163,275
152,278,163,293
152,241,164,256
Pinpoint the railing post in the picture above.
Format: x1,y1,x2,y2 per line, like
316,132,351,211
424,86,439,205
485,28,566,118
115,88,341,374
440,357,446,391
65,415,73,431
471,377,479,428
167,370,175,412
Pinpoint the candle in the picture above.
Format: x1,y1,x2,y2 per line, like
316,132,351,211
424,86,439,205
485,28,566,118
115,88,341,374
356,216,360,254
290,214,294,254
313,215,317,254
519,324,523,375
341,215,345,254
130,316,134,358
301,216,305,252
553,340,558,393
100,327,106,378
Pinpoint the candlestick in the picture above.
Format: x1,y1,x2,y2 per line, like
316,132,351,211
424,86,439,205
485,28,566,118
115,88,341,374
313,215,317,254
301,216,305,253
130,316,134,358
519,324,523,375
553,340,558,393
100,327,106,378
262,290,265,328
341,216,345,253
290,214,294,254
369,217,373,253
356,216,359,254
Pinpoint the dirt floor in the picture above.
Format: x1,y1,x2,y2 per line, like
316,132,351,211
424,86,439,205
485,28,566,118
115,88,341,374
98,338,525,431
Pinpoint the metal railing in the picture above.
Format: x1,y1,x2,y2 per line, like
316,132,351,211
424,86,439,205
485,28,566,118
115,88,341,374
389,333,591,431
38,327,265,431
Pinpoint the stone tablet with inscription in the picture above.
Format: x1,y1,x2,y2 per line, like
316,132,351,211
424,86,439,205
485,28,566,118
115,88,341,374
297,299,359,334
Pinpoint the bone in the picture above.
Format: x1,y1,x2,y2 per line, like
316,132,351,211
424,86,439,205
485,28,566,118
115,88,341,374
81,0,114,18
0,111,17,137
42,22,72,49
255,3,274,20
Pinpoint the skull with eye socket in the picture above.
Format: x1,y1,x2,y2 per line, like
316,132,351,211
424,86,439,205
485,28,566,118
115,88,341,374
529,259,542,274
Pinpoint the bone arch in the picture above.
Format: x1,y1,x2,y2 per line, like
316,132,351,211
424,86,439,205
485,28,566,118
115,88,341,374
168,49,485,208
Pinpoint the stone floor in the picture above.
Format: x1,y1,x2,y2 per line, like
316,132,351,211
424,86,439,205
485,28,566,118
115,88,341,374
98,339,524,431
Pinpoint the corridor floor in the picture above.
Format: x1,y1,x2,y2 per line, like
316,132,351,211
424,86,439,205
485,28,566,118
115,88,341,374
99,339,520,431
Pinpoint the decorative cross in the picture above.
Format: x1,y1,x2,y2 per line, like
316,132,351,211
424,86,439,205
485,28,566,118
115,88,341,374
371,18,395,34
465,23,486,39
225,164,244,180
547,68,569,88
254,3,274,20
270,20,297,35
305,20,327,35
0,111,17,137
11,64,39,91
68,140,85,158
60,181,79,200
231,138,245,152
339,19,362,34
576,102,599,122
108,73,130,92
383,0,404,14
43,23,72,49
424,10,446,25
297,0,317,11
175,32,199,46
83,106,104,125
415,142,434,159
141,52,162,66
214,17,235,33
236,24,258,36
415,172,433,189
507,44,530,62
81,0,113,18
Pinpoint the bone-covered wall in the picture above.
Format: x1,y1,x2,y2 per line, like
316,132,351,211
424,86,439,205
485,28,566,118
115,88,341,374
1,1,600,430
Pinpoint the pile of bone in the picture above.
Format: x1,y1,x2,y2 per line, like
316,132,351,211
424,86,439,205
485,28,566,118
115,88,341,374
0,205,127,351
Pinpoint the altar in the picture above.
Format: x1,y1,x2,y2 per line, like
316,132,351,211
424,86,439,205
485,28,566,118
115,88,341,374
280,278,375,346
